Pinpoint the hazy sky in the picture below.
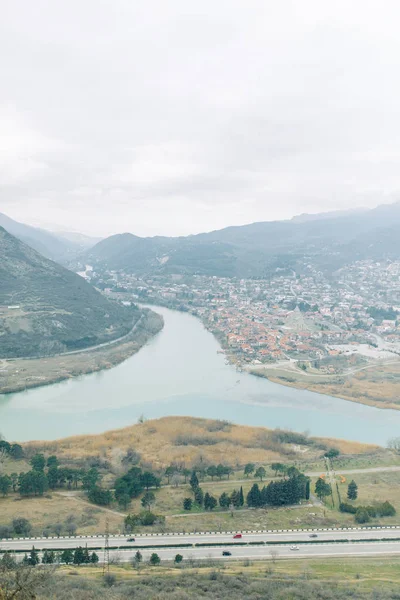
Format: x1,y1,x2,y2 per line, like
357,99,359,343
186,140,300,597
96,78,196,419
2,0,400,237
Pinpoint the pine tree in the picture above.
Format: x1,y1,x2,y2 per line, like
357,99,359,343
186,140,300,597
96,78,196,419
73,546,85,566
347,480,358,501
189,471,199,490
219,492,230,508
28,546,40,566
230,489,241,507
247,483,261,507
82,545,90,563
42,549,55,564
315,478,331,501
194,486,204,506
61,548,73,564
239,486,244,507
149,553,160,565
183,497,193,510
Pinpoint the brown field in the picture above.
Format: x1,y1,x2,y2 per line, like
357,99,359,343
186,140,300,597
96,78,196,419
262,362,400,410
51,557,400,596
23,416,380,470
0,492,124,535
0,417,398,537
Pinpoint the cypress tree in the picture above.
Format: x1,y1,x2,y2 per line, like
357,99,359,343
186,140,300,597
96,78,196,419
190,471,199,490
247,483,261,507
347,480,358,501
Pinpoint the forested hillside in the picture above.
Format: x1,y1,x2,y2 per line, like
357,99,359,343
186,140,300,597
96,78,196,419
78,202,400,278
0,227,135,358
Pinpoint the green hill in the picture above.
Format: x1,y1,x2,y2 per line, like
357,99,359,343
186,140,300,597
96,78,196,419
78,201,400,278
0,227,136,358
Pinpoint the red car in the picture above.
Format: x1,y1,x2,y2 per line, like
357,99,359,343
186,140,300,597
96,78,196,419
233,534,242,539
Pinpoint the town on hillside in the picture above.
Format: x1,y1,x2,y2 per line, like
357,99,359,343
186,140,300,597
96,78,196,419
81,259,400,376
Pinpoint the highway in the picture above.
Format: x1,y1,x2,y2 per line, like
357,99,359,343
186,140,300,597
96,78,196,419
1,527,399,552
108,541,400,562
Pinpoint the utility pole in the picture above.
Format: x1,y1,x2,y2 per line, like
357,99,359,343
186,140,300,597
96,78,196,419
102,517,110,576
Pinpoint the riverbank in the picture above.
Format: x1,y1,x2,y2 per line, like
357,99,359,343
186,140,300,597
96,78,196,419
140,299,400,412
0,308,164,394
249,363,400,411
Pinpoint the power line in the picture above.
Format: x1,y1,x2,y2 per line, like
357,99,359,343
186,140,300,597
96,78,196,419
102,517,110,576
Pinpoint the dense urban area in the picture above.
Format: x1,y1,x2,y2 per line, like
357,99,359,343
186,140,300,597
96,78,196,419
83,260,400,377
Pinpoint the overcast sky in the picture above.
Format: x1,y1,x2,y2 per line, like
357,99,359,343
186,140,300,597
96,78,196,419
2,0,400,237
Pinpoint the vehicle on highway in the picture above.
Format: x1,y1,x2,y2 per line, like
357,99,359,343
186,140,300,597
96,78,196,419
127,538,136,542
290,545,299,551
309,534,318,538
233,534,242,539
222,551,232,556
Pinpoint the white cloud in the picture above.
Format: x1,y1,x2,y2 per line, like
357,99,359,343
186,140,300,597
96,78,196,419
2,0,400,235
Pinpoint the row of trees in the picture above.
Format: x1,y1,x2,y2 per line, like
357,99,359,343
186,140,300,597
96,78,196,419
183,487,245,511
247,473,310,507
339,501,396,523
18,545,99,566
183,468,310,511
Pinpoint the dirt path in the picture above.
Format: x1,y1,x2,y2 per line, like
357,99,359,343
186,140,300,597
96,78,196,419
55,491,128,518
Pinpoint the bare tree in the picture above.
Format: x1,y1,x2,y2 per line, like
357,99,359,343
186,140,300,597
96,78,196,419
269,549,279,564
0,564,53,600
388,437,400,452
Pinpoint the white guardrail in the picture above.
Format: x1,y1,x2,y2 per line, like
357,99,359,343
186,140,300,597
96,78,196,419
1,525,400,543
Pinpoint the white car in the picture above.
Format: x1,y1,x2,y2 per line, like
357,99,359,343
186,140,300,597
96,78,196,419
290,545,299,551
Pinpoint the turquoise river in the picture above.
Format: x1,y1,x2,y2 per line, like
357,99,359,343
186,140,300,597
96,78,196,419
0,306,399,443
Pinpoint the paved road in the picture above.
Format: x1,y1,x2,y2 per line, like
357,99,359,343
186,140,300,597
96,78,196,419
10,314,144,361
112,541,400,562
2,528,399,552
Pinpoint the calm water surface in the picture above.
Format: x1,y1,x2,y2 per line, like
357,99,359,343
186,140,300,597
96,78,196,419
0,306,399,443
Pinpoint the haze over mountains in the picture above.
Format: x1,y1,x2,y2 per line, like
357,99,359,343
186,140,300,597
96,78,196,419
2,201,400,280
0,212,100,262
77,201,400,278
0,227,134,358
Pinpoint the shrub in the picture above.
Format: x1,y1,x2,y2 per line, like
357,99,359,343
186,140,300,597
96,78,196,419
355,508,370,524
12,518,32,536
339,503,357,514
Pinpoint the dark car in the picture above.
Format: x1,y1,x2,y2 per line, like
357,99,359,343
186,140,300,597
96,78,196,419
127,537,136,542
222,551,232,556
309,534,318,538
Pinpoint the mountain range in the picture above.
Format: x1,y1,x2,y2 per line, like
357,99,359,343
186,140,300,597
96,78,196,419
77,201,400,278
0,212,100,262
3,202,400,279
0,227,135,358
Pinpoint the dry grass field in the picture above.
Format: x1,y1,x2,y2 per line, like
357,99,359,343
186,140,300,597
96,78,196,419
24,416,381,470
30,556,400,599
1,417,398,537
264,363,400,410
